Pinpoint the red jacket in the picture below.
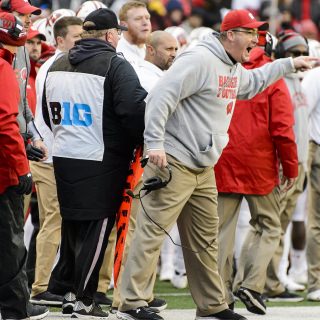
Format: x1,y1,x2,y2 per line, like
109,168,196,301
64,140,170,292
0,47,29,194
215,47,298,195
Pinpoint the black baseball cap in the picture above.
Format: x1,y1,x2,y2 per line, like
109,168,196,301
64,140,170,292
83,8,127,31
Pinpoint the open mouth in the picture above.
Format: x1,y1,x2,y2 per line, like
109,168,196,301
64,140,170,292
246,47,253,54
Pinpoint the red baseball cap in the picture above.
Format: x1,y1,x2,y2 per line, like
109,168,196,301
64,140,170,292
221,9,268,32
0,0,41,15
27,25,45,40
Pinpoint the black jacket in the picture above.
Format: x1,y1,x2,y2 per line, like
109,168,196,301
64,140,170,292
43,39,147,220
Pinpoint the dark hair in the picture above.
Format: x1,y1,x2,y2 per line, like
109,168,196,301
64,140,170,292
53,16,82,40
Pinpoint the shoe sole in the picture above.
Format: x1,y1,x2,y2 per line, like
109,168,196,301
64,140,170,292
268,297,304,302
195,316,231,320
71,313,108,319
116,312,136,320
30,298,62,306
116,311,164,320
148,303,167,313
307,297,320,301
237,289,266,315
30,310,50,320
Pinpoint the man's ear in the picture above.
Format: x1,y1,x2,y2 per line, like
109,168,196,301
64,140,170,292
146,44,155,56
120,21,128,29
105,31,111,43
56,36,63,47
226,30,235,41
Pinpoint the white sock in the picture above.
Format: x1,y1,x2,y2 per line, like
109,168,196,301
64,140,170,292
290,248,307,274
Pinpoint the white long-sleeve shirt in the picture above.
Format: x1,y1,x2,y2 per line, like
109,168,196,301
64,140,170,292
134,59,163,93
302,66,320,144
116,36,146,67
34,49,64,163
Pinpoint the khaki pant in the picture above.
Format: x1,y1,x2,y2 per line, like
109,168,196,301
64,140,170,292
307,141,320,293
30,162,61,296
119,155,228,316
217,187,281,303
265,164,306,296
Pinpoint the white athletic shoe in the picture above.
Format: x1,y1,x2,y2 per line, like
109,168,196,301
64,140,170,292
171,271,188,289
159,269,174,282
288,270,308,285
307,289,320,301
283,277,306,292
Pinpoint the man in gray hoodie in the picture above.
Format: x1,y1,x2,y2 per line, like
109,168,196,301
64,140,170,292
117,9,317,320
0,0,48,161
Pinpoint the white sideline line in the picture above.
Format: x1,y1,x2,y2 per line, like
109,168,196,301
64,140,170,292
43,307,320,320
156,292,192,297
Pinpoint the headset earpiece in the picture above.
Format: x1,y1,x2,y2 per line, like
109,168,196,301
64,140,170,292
0,0,11,11
265,32,273,57
126,163,172,198
8,16,24,39
142,165,172,192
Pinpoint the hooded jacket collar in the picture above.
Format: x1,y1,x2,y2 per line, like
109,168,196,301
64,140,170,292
197,31,236,66
69,38,116,65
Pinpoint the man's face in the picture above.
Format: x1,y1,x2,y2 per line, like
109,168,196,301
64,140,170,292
284,44,309,58
106,28,122,49
25,36,42,61
229,28,259,63
123,7,151,45
153,36,178,70
12,11,31,32
59,25,83,52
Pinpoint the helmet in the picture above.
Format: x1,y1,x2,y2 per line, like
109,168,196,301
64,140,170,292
32,17,47,38
45,9,76,45
76,1,108,20
188,27,213,48
308,39,320,58
165,26,189,51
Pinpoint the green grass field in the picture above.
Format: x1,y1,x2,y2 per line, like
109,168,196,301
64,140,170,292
152,278,316,309
49,277,319,313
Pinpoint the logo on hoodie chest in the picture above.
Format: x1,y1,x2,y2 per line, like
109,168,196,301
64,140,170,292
217,75,238,99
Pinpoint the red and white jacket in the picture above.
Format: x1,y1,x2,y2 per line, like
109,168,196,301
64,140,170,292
0,47,29,194
215,47,298,195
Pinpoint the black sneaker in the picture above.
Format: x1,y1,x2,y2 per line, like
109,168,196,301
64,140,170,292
30,291,63,306
237,287,266,315
117,307,164,320
268,290,304,302
94,292,113,306
148,298,167,313
195,308,247,320
71,301,108,319
62,292,76,315
27,303,49,320
1,304,49,320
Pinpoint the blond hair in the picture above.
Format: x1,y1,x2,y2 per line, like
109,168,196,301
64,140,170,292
119,1,147,22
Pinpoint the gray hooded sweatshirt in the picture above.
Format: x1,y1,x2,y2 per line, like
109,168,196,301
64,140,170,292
13,46,33,133
144,32,295,169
